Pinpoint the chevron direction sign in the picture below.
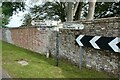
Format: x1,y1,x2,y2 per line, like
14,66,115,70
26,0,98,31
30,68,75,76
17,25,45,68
76,35,120,53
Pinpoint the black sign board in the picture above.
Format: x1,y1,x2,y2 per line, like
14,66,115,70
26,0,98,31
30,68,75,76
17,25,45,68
76,35,120,53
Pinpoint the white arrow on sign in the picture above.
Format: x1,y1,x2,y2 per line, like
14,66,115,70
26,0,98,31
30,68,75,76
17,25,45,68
89,36,101,49
76,35,84,46
108,37,120,53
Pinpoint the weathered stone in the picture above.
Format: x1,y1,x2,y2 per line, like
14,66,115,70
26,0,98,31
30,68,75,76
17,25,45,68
18,60,28,66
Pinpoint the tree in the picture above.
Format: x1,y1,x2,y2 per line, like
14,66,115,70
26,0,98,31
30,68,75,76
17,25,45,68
21,13,32,26
2,2,25,26
86,0,96,20
29,1,96,22
24,1,120,26
94,2,120,18
0,7,2,28
30,1,84,22
30,2,66,22
83,2,120,19
66,2,73,21
74,2,83,20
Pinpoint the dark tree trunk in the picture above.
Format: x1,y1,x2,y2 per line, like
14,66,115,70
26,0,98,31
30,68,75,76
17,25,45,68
74,2,83,21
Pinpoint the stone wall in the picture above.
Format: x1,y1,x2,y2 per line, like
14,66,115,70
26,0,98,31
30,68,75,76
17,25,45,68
1,17,120,77
57,17,120,76
58,29,119,75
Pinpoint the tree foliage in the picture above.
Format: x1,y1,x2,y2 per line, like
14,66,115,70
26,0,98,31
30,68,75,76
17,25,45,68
22,13,32,26
95,2,120,18
2,2,25,25
30,1,120,22
83,2,120,18
30,2,66,22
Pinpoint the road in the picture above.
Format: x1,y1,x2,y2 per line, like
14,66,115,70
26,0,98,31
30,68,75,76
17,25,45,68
1,69,11,79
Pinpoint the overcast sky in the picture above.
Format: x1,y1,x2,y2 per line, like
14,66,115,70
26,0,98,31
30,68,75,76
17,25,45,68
6,11,26,27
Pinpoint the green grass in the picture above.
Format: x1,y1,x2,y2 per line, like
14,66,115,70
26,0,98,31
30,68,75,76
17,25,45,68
2,41,115,78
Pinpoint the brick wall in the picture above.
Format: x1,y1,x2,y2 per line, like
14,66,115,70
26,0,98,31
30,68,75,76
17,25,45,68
2,27,53,55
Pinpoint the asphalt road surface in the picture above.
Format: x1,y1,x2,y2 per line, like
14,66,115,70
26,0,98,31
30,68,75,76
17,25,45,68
1,69,11,79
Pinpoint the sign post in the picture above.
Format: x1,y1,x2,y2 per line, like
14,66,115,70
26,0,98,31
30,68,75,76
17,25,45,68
118,56,120,80
56,31,59,66
76,35,120,77
79,46,83,69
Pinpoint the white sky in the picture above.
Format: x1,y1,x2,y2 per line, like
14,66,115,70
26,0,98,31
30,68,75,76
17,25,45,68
6,11,27,27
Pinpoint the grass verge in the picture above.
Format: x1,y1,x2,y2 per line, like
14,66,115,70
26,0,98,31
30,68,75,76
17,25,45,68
2,41,116,78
